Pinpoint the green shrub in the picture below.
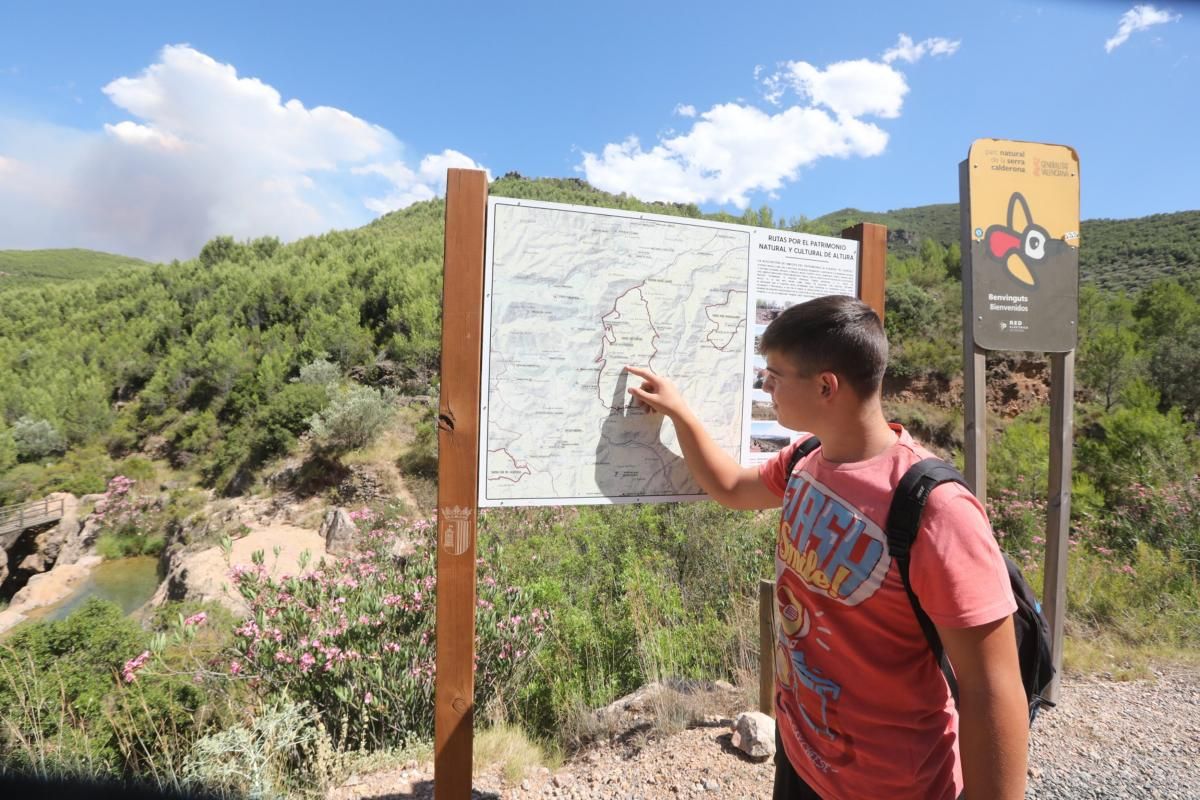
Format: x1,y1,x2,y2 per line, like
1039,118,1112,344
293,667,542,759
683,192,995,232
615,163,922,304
1078,382,1199,500
1094,479,1200,558
37,446,114,497
0,422,16,472
988,408,1050,498
308,384,397,454
115,456,157,483
484,502,775,740
0,461,47,504
297,357,341,387
181,701,318,799
0,600,145,775
91,475,167,558
1061,542,1200,650
396,403,437,479
96,531,165,559
11,416,67,461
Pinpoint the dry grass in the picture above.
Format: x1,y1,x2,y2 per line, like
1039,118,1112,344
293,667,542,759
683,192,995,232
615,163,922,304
1064,633,1200,682
473,724,548,782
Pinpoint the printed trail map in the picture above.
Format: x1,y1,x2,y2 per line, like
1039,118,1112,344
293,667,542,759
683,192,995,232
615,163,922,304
479,198,857,507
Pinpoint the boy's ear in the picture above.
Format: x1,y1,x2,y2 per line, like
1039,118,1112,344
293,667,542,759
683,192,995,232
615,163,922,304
819,372,838,399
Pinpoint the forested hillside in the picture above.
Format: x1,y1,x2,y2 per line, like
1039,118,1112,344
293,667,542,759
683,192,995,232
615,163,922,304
0,176,702,501
1,175,1198,506
0,249,151,291
807,203,1200,291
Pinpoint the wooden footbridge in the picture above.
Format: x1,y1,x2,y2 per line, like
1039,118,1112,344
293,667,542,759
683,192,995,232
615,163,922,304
0,497,65,548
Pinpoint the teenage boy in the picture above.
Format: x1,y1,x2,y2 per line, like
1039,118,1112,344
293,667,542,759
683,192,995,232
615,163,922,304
625,295,1027,800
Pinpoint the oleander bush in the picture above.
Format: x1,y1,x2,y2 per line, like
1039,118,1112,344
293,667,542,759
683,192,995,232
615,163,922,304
226,512,544,749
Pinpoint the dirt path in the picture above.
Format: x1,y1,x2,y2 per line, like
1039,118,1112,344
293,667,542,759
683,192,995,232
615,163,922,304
329,669,1200,800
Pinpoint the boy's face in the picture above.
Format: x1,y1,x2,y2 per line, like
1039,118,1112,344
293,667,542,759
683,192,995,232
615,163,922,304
761,350,822,432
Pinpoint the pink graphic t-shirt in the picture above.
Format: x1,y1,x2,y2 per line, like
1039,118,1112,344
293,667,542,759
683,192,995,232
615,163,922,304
759,425,1016,800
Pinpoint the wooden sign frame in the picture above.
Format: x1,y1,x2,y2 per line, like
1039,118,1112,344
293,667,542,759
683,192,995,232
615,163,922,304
435,171,887,793
959,140,1079,703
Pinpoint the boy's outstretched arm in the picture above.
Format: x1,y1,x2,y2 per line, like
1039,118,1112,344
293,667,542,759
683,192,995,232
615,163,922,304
625,365,778,510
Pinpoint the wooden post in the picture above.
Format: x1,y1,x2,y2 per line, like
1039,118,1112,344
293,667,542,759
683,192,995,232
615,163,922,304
758,579,775,716
435,168,488,800
963,346,988,504
842,222,887,321
958,159,988,502
1042,350,1075,703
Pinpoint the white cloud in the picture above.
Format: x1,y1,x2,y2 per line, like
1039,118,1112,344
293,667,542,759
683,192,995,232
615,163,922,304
882,34,961,64
355,150,490,214
103,121,185,151
0,45,488,261
579,43,945,208
674,104,697,118
778,59,909,119
580,104,887,208
1105,5,1181,53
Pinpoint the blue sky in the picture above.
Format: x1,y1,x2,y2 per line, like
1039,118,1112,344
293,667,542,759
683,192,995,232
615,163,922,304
0,0,1195,261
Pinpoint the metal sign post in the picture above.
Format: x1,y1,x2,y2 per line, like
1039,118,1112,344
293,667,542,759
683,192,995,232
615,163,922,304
960,139,1079,703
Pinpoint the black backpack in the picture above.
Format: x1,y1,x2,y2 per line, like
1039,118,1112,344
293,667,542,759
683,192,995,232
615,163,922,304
785,437,1056,724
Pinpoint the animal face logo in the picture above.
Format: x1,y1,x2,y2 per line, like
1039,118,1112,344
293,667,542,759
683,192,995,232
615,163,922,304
983,192,1067,288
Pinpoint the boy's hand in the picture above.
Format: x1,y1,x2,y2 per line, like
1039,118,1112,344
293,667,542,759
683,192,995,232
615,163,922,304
625,365,689,418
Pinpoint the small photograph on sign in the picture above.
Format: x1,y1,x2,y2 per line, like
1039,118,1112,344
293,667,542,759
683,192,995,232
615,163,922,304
750,421,791,454
755,297,788,325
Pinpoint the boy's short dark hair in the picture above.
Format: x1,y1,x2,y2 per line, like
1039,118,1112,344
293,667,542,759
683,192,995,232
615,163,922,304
759,295,888,398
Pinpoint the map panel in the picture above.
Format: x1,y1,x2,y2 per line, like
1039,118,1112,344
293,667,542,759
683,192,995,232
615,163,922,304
480,200,750,505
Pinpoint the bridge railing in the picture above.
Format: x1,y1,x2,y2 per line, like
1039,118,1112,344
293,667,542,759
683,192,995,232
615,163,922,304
0,497,66,537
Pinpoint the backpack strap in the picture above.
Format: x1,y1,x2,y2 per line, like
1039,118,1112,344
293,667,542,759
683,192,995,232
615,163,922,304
885,457,969,704
785,434,821,476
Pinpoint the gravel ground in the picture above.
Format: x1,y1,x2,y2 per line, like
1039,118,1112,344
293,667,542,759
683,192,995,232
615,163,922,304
1025,668,1199,799
331,669,1200,799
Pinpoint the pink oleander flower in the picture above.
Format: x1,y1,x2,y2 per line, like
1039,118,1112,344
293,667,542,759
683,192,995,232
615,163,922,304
183,612,207,627
122,650,151,683
230,660,242,676
364,691,374,705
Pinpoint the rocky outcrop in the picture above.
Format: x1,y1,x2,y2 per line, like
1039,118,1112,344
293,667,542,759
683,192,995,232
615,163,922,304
320,507,357,555
1,493,93,601
0,554,103,635
149,521,328,616
53,493,103,567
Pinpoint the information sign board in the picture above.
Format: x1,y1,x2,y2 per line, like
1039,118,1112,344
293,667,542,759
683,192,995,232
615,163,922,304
966,139,1079,352
478,198,859,507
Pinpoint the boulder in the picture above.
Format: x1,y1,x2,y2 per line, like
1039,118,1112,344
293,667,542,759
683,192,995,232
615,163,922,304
149,522,327,616
56,514,100,568
18,552,46,573
732,711,776,759
320,508,357,555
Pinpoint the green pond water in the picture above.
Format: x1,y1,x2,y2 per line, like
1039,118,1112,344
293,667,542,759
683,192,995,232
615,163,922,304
31,555,161,623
